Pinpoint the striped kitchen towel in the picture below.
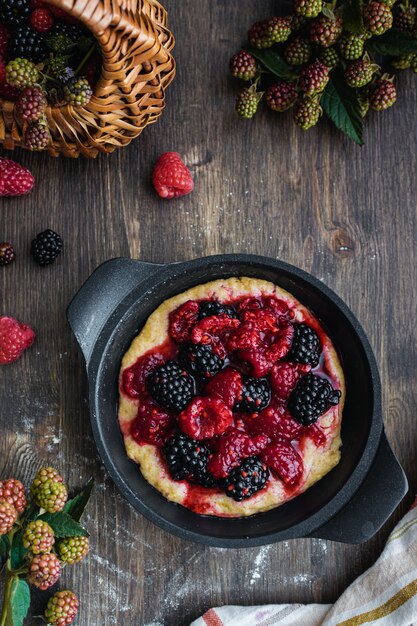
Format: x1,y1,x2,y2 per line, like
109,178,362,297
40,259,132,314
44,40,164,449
191,497,417,626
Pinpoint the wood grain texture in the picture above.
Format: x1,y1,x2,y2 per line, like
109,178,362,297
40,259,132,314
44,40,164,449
1,0,417,624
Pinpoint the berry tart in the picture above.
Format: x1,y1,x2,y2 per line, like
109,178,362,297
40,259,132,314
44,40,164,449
118,278,345,517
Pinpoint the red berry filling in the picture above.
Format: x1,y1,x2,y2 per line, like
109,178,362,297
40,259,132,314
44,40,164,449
244,405,303,442
169,300,200,343
208,427,268,479
261,441,304,486
205,368,243,408
132,398,175,447
122,352,165,399
179,396,233,440
270,362,303,400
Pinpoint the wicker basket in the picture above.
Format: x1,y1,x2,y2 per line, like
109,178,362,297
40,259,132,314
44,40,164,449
0,0,175,157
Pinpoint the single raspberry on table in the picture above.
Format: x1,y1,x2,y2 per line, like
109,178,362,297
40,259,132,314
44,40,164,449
224,457,269,501
131,397,174,447
363,1,393,35
370,78,397,110
63,76,93,106
208,427,268,479
298,60,330,95
339,33,365,60
318,46,340,68
265,81,298,112
235,87,262,119
6,57,38,88
294,0,323,18
30,466,63,500
32,479,68,513
23,520,55,554
0,157,34,196
31,229,63,266
163,433,215,486
0,243,16,266
0,499,17,535
179,396,233,440
288,372,341,425
229,51,258,81
261,441,304,486
205,367,243,408
264,16,292,43
45,591,79,626
0,24,11,57
293,97,322,129
244,404,304,442
284,36,312,66
28,552,61,590
57,535,89,564
270,362,302,400
30,7,54,32
15,85,47,122
24,119,50,151
147,360,195,412
153,152,194,199
0,478,26,513
310,15,343,47
0,316,35,364
344,59,376,88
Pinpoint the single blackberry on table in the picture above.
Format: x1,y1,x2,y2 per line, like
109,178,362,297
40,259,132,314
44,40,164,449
44,591,79,626
224,456,269,501
0,0,30,28
288,372,341,425
370,78,397,110
298,60,329,95
235,376,271,412
31,229,63,266
179,343,224,380
229,51,258,81
198,300,238,319
148,360,195,411
265,81,298,112
8,26,48,63
0,243,16,266
164,433,216,487
63,76,93,106
235,87,262,119
287,323,321,366
293,96,321,129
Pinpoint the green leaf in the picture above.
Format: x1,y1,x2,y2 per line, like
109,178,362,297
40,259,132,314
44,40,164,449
39,512,89,538
321,71,364,145
367,28,417,55
0,535,10,570
249,48,295,80
343,0,365,34
10,533,27,572
5,578,30,626
322,5,336,19
63,477,94,522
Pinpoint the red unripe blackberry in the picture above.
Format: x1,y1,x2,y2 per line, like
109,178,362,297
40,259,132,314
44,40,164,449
15,85,47,122
0,499,17,535
310,15,343,47
393,7,415,32
284,36,312,65
344,59,375,87
298,60,330,95
23,520,55,554
24,120,50,151
264,16,292,43
294,0,323,18
363,1,393,35
370,78,397,110
229,51,258,81
28,552,61,590
0,243,16,266
293,97,322,129
265,81,298,111
0,478,26,511
45,591,79,626
248,20,271,49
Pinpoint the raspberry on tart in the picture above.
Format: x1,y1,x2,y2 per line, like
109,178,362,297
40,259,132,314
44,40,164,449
118,277,345,517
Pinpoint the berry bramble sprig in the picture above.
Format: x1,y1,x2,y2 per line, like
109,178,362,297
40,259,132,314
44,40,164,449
0,468,93,626
229,0,417,144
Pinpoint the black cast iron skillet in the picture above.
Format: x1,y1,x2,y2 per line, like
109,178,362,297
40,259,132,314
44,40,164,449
67,254,408,547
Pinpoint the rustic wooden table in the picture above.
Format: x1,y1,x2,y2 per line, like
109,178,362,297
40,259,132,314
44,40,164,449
1,1,417,624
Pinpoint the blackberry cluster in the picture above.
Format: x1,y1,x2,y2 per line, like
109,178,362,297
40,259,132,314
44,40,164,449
164,434,216,487
0,0,30,28
31,229,63,266
179,343,224,380
235,376,271,412
148,361,195,411
288,373,341,425
9,26,47,62
287,323,321,366
224,457,269,501
198,300,237,319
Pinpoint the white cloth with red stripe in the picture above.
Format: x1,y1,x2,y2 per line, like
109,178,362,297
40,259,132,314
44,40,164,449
190,499,417,626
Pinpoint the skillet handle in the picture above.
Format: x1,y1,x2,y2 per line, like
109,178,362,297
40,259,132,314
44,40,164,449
67,258,163,365
310,432,408,544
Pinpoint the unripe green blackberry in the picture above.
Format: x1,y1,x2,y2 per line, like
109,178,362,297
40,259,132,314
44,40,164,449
339,33,365,60
370,78,397,110
284,36,312,65
248,20,272,49
63,76,93,106
31,467,63,500
0,479,26,514
310,15,343,47
391,53,415,69
57,536,89,564
45,591,79,626
294,0,323,18
318,46,340,68
33,479,68,513
265,81,298,111
363,1,393,35
235,88,262,118
393,6,415,31
299,60,329,94
24,119,50,151
293,97,321,129
264,16,292,43
23,520,55,554
344,59,375,87
411,56,417,73
290,12,309,30
28,552,61,590
229,51,258,81
0,499,17,535
6,58,38,88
